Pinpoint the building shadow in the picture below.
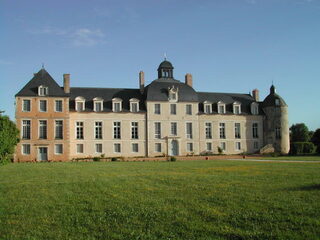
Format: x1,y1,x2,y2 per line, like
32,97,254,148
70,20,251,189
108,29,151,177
288,184,320,191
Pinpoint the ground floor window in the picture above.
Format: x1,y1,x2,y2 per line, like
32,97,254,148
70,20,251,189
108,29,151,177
22,144,31,155
132,143,138,153
95,143,102,153
220,142,226,151
206,142,212,151
114,143,121,153
155,143,161,153
55,144,63,155
77,144,84,154
235,142,241,151
187,143,193,152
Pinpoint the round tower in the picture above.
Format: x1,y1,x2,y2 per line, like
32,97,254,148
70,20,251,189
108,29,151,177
262,85,290,154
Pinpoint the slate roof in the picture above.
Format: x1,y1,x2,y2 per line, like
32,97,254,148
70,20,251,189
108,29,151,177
16,68,68,97
262,93,287,108
69,87,145,112
144,78,198,102
158,60,174,70
197,92,256,114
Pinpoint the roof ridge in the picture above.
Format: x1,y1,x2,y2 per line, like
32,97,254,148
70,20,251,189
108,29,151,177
70,87,139,90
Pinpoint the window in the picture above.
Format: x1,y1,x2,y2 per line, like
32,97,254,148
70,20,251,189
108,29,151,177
171,122,177,136
275,127,281,139
187,143,193,152
170,104,177,115
112,98,122,112
94,100,103,112
233,102,241,114
204,102,212,114
55,100,63,112
155,122,161,139
95,143,102,153
254,141,259,149
206,142,212,151
168,89,177,101
39,100,47,112
251,103,259,115
55,144,63,155
130,99,139,112
22,144,31,155
132,143,138,153
155,143,161,152
39,120,47,139
218,101,226,114
38,85,48,96
205,122,212,139
220,142,226,151
95,122,103,139
186,104,192,115
219,123,226,139
114,143,121,153
55,120,63,139
75,96,86,112
76,122,84,139
131,122,138,139
275,99,280,106
22,100,31,112
252,123,258,138
22,120,31,139
154,104,161,114
76,144,84,153
235,142,241,151
186,122,193,139
235,123,241,139
113,122,121,139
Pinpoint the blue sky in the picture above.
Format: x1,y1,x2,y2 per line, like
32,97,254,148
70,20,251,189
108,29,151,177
1,0,319,130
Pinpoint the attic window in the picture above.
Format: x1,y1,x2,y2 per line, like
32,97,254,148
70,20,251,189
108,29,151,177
112,98,122,112
217,101,226,114
251,102,259,115
168,86,178,102
233,102,241,114
203,101,212,114
130,98,139,113
93,97,103,112
75,96,85,112
38,85,48,96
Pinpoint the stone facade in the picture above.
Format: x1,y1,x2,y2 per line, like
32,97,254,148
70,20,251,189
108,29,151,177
14,60,289,162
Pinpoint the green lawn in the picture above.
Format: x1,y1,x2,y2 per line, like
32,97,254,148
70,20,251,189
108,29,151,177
0,160,319,240
258,155,320,161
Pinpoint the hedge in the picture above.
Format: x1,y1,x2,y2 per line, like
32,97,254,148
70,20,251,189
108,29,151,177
290,142,316,155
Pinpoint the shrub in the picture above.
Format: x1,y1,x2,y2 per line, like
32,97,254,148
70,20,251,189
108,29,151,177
111,157,118,162
93,157,100,162
290,142,316,155
170,156,176,162
217,147,223,155
303,142,316,154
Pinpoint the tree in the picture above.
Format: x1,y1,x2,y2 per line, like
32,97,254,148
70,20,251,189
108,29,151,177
0,115,19,164
311,129,320,154
290,123,310,142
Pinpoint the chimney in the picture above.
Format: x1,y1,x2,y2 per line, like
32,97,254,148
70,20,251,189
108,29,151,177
252,89,259,101
139,71,145,93
185,73,193,87
63,74,70,94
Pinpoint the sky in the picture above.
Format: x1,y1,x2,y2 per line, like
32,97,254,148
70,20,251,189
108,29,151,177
1,0,319,130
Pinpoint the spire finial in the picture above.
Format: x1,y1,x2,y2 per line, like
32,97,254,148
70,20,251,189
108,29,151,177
164,52,167,60
42,63,45,69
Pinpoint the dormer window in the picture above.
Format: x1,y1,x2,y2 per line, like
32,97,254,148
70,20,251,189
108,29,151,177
275,99,280,106
112,98,122,112
204,101,212,114
93,97,103,112
251,102,259,115
233,102,241,114
130,98,139,112
75,96,85,112
168,86,178,102
217,101,226,114
38,85,48,96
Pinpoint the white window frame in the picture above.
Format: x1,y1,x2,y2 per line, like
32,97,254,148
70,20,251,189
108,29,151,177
155,122,161,139
170,122,177,136
22,99,31,112
187,142,193,152
155,143,162,153
131,122,139,139
217,101,226,114
132,143,139,153
39,100,47,112
112,98,122,112
113,121,121,139
22,144,31,155
233,102,241,115
235,142,241,151
186,122,193,139
55,120,63,139
219,122,226,139
251,102,259,115
38,120,47,139
93,98,103,112
130,98,139,113
21,119,31,139
95,143,103,154
206,142,212,151
168,87,178,102
55,99,63,112
55,144,63,155
76,144,84,154
154,103,161,114
75,96,85,112
114,143,121,153
76,121,84,140
38,85,48,96
205,122,212,139
204,101,212,114
235,122,241,139
95,121,103,139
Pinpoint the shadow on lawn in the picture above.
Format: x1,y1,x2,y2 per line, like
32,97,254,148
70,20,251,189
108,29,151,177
288,184,320,191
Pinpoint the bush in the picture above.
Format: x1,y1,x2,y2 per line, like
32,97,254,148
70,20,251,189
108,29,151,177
93,157,100,162
111,157,118,162
290,142,316,155
217,147,223,155
170,156,176,162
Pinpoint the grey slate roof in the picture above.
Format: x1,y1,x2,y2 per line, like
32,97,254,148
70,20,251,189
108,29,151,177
158,60,174,70
197,92,256,114
69,87,145,112
144,78,198,102
262,93,287,107
16,68,68,97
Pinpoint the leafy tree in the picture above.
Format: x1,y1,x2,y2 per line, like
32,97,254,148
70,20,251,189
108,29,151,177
311,129,320,153
290,123,310,142
0,115,19,164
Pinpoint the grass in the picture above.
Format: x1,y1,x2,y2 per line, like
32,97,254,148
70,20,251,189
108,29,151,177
0,160,320,240
258,155,320,161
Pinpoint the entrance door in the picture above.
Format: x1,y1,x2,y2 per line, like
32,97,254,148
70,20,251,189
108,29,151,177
38,147,48,161
171,140,179,156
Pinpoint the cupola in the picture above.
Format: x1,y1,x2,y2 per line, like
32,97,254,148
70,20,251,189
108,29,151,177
157,59,174,78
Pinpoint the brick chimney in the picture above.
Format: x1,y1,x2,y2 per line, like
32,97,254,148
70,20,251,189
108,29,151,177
63,74,70,94
252,89,259,101
185,73,193,87
139,71,144,93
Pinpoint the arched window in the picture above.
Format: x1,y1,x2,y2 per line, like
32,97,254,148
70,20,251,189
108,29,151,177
217,101,226,114
38,85,48,96
75,96,85,112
